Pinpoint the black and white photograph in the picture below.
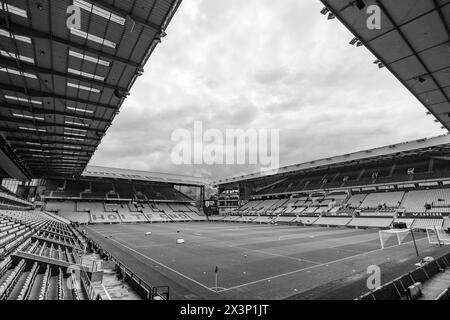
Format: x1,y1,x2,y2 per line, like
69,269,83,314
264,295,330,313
0,0,449,314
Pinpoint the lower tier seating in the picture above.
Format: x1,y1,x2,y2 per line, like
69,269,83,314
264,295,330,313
347,217,393,228
410,219,443,230
313,216,353,226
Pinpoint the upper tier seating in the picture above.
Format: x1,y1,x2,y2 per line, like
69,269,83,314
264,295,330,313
113,182,135,199
83,181,114,199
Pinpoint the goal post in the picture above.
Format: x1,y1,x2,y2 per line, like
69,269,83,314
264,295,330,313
426,226,450,246
379,228,412,249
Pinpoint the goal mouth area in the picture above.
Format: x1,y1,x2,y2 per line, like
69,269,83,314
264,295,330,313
379,228,412,249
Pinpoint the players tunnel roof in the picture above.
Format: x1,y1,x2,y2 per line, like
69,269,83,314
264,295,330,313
321,0,450,131
0,0,181,180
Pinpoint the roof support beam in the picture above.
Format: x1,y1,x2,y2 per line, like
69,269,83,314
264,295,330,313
15,149,91,157
0,115,107,133
0,57,128,92
0,19,141,68
433,0,450,37
374,1,450,106
0,127,101,141
27,161,87,165
29,168,84,171
93,0,163,31
0,83,118,110
0,102,110,123
25,160,88,165
0,134,31,180
12,145,95,153
30,166,84,168
19,155,91,163
385,40,450,68
6,137,97,149
21,159,91,164
362,2,450,44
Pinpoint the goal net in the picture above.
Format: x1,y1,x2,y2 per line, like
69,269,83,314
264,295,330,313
379,229,411,249
426,227,450,245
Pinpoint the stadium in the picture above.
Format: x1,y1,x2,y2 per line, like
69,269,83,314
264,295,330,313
0,0,449,303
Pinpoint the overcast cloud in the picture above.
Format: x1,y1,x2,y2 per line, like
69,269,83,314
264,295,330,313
89,0,444,181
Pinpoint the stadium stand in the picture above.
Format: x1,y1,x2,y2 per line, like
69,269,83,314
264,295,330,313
155,203,192,222
360,192,404,209
401,189,450,213
346,193,368,208
45,201,90,224
89,211,122,224
210,185,450,232
113,181,135,200
105,203,149,223
84,181,114,199
140,204,171,223
0,207,169,300
410,219,444,231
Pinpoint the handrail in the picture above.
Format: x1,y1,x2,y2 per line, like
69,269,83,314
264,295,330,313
77,230,166,300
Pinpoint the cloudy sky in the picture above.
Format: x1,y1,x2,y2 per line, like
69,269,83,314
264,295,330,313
89,0,444,181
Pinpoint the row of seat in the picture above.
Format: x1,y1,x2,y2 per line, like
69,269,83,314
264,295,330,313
0,209,87,300
233,188,450,220
43,179,193,202
23,241,76,264
46,201,207,224
214,214,445,230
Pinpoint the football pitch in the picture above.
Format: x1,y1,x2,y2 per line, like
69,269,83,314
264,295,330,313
83,222,449,300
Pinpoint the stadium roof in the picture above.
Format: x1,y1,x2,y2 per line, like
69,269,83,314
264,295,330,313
213,134,450,186
321,0,450,131
82,165,207,187
0,0,181,180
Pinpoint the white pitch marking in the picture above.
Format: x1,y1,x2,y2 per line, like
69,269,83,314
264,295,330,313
88,228,219,294
101,284,112,300
216,237,428,293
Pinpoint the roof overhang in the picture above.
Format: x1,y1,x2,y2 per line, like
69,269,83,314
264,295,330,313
321,0,450,130
82,165,208,187
0,0,181,179
213,134,450,186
